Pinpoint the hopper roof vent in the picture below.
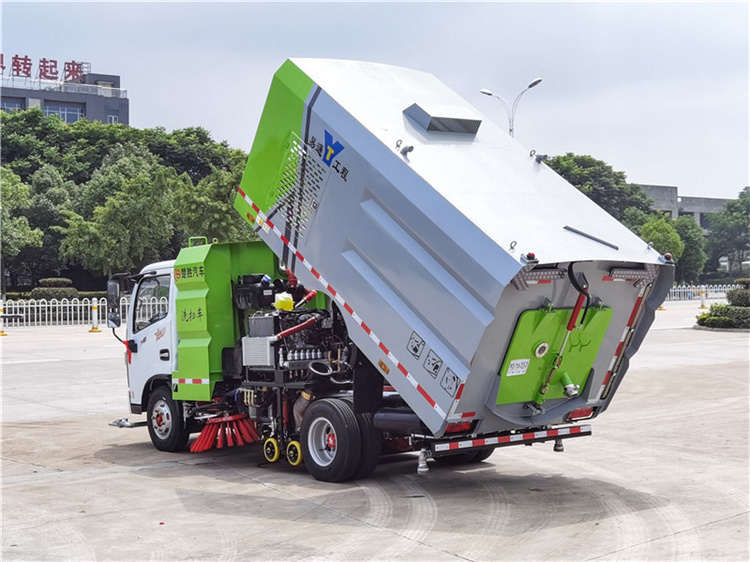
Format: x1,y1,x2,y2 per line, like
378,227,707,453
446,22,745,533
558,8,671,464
404,102,482,135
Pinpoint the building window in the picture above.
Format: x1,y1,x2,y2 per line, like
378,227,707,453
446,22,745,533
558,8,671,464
0,99,23,112
107,113,119,124
43,102,85,123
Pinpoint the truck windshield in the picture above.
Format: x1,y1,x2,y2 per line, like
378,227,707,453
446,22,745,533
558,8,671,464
133,275,170,333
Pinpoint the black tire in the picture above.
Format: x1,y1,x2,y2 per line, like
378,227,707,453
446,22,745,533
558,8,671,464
342,398,382,479
470,447,494,463
301,398,361,482
146,386,189,452
434,452,476,465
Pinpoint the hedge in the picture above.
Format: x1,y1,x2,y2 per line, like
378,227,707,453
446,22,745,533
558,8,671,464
38,278,74,288
4,291,106,301
29,287,80,301
696,304,750,329
734,278,750,289
696,315,736,329
79,291,108,300
727,289,750,308
4,292,31,300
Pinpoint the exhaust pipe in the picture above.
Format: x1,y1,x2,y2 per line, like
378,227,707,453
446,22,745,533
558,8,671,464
308,361,333,377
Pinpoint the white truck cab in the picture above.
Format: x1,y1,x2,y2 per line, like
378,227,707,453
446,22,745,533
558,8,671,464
112,261,176,415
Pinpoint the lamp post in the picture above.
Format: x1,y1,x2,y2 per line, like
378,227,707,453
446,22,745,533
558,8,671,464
480,78,542,137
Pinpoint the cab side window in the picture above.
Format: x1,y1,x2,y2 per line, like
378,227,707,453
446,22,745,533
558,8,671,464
133,275,170,333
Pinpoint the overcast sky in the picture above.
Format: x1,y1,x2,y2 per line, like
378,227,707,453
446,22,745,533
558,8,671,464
2,1,748,199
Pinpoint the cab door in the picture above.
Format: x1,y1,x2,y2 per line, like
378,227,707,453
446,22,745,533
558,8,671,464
127,274,174,409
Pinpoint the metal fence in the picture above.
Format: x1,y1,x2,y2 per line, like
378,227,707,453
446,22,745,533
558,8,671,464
0,286,741,329
665,284,740,302
0,297,168,328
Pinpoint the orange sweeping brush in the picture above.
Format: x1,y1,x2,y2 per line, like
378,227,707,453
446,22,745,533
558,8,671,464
190,414,260,453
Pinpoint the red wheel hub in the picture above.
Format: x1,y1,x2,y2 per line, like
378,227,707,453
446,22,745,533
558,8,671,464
326,432,336,450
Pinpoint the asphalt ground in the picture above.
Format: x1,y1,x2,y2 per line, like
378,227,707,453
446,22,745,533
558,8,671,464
1,300,748,561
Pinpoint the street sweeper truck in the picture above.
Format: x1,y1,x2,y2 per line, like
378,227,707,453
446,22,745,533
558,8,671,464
108,58,673,482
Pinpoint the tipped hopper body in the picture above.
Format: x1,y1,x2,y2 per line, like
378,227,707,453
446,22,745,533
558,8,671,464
235,59,672,437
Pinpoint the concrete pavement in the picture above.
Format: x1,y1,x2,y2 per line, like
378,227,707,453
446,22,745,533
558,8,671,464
1,300,748,560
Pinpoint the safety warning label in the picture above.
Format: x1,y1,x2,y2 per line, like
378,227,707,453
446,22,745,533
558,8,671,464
407,332,425,359
423,349,442,378
441,368,459,397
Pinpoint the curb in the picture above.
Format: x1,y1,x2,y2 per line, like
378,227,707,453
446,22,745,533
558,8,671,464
691,325,750,333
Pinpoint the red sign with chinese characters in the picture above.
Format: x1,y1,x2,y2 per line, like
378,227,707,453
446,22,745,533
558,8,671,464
2,54,84,81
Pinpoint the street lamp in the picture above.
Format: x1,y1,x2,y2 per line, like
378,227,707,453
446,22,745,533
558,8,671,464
480,78,542,137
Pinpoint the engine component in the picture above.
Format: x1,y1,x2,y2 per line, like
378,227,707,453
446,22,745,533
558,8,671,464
247,314,276,338
234,274,275,310
242,336,274,369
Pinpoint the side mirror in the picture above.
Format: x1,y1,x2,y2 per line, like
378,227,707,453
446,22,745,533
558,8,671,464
107,310,121,329
107,279,121,309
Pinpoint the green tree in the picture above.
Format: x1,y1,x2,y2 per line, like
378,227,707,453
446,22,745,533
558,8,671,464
75,143,161,218
546,153,652,221
16,165,77,284
2,108,251,282
63,118,140,184
59,167,181,276
0,167,44,259
172,162,257,246
144,126,243,184
673,216,707,283
0,108,69,182
621,207,659,235
1,168,44,293
706,187,750,275
640,216,684,260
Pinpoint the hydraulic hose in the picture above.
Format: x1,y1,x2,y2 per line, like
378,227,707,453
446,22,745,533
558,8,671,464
270,315,319,342
567,263,590,328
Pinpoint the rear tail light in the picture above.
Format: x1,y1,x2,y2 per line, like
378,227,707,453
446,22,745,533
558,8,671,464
445,421,472,434
567,407,595,421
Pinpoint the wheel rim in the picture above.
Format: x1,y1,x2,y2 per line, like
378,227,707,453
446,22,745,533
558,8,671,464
308,416,337,467
150,399,172,440
264,438,280,462
287,441,302,466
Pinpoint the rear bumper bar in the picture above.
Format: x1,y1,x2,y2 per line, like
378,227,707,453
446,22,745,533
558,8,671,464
431,424,592,455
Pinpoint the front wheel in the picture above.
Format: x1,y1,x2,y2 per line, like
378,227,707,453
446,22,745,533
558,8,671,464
147,386,189,452
301,398,361,482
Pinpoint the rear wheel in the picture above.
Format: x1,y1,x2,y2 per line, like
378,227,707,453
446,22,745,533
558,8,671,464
147,386,189,452
301,398,361,482
342,398,382,479
434,452,476,465
471,448,494,463
435,447,495,465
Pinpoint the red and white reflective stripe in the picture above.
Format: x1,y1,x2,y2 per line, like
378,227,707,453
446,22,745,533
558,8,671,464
446,382,465,419
597,286,646,398
434,425,591,452
602,276,638,282
175,378,210,385
447,411,476,422
239,189,447,419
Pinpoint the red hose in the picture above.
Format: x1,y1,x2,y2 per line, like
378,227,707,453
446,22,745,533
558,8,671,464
285,269,298,288
272,316,318,341
295,290,318,308
567,291,588,331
